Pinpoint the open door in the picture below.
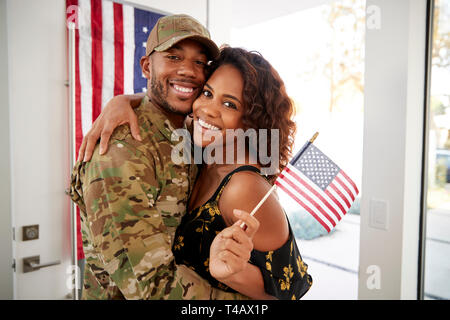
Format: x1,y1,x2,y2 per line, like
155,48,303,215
2,0,75,300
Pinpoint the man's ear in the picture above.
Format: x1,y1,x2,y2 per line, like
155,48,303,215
140,55,151,79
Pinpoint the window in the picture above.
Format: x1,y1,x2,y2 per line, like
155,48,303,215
422,0,450,301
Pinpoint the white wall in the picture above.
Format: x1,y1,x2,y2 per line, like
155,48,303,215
208,0,233,47
358,0,427,299
228,0,332,28
0,0,14,300
208,0,333,50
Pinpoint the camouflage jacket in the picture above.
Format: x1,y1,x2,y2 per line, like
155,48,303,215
69,96,246,300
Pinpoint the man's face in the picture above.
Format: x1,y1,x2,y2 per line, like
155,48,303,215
141,39,209,116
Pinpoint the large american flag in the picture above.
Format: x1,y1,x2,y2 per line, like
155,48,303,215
65,0,164,259
275,142,359,233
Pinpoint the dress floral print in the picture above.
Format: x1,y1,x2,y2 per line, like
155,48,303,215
173,166,312,299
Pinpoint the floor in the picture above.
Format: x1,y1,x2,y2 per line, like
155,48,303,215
296,213,360,300
423,208,450,300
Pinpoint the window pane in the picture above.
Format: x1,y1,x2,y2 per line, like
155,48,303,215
424,0,450,301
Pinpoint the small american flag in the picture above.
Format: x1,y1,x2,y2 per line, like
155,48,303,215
275,138,359,233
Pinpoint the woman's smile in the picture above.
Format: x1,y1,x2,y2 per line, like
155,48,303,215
197,118,221,131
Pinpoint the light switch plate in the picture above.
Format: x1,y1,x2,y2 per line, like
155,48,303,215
369,199,388,230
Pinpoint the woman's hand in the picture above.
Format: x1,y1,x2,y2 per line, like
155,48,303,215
78,94,143,162
209,209,260,282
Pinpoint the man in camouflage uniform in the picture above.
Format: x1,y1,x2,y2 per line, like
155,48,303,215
69,14,246,300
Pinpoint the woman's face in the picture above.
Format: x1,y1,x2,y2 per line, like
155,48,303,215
192,64,245,148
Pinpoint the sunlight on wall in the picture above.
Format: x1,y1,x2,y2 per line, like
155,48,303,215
230,0,365,192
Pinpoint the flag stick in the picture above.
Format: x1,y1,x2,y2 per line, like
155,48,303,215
240,132,319,229
309,132,319,143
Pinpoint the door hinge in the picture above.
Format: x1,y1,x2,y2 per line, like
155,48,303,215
12,259,16,272
12,227,15,241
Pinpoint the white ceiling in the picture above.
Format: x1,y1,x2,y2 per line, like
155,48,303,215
230,0,333,28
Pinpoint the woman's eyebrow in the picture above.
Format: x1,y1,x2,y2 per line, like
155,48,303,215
223,94,242,105
205,83,214,92
205,83,242,105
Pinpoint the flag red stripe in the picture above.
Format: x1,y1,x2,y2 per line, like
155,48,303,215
340,170,359,195
335,175,355,202
74,16,83,159
113,3,124,96
74,3,83,159
329,183,351,208
324,189,347,214
275,181,331,233
285,166,342,220
279,173,336,227
91,0,103,121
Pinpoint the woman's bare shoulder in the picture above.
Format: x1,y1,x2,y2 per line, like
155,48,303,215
218,169,289,252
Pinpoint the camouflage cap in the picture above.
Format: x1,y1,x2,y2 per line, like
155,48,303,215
146,14,219,60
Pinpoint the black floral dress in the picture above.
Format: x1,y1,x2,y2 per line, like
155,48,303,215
173,165,313,300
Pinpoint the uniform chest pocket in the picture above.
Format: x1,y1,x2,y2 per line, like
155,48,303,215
156,199,185,237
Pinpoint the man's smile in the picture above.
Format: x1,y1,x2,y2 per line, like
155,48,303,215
169,81,199,99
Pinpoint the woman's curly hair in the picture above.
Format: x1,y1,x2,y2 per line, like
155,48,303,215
208,47,297,182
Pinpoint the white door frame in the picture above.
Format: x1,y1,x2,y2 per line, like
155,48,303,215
358,0,428,299
0,0,14,300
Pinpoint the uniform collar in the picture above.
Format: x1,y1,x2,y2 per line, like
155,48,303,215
141,95,188,145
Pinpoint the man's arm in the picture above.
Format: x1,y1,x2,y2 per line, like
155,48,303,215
78,93,145,162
